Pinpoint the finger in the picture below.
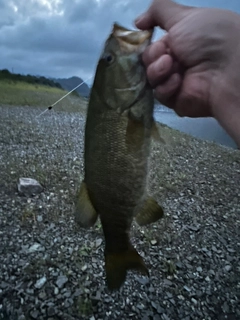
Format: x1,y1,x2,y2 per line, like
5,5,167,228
147,54,174,87
173,74,212,117
142,36,169,66
135,0,191,31
174,98,212,118
154,73,181,102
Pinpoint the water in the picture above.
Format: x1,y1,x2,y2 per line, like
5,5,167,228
154,106,237,149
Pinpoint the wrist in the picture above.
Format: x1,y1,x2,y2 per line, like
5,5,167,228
213,95,240,148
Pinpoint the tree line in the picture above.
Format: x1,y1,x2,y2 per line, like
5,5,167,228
0,69,63,89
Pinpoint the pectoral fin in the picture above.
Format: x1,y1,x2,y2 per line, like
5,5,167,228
74,181,98,228
135,196,164,226
151,120,165,144
126,116,145,152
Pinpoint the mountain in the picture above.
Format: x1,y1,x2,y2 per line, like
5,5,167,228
53,76,90,97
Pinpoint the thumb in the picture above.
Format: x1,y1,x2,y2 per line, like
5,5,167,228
135,0,191,31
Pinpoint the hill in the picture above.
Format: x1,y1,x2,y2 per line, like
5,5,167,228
0,72,87,111
0,69,62,89
53,76,90,97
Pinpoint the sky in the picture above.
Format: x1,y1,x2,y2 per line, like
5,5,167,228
0,0,240,86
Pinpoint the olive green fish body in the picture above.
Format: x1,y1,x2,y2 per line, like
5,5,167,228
75,23,164,290
85,87,153,250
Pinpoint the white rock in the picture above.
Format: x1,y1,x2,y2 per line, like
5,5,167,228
81,264,88,271
56,275,68,288
18,178,43,197
28,243,42,253
151,239,158,245
54,287,59,295
35,276,47,289
95,238,103,248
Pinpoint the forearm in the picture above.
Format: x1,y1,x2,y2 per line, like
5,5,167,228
211,14,240,149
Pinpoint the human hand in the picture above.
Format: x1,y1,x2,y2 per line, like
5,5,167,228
135,0,240,146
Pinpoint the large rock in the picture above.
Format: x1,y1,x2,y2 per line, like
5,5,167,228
17,178,43,197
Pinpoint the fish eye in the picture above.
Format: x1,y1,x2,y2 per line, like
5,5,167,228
103,53,114,64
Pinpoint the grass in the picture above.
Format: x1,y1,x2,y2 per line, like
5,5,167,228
0,80,88,112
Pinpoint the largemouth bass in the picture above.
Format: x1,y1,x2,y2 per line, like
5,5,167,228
75,23,164,290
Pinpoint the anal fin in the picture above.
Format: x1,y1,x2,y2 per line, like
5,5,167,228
74,181,98,228
135,196,164,226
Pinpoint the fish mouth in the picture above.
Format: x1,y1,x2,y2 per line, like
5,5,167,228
112,23,153,53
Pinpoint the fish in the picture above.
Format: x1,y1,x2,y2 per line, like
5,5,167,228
75,23,164,290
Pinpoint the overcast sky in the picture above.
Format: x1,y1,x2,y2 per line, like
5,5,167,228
0,0,240,85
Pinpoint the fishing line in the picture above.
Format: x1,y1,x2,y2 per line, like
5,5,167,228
36,75,93,117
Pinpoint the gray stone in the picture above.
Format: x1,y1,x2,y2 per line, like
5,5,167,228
54,287,59,295
18,177,43,197
37,215,43,222
95,238,103,248
163,279,173,286
81,264,87,271
224,265,232,272
48,307,56,317
30,309,39,319
151,239,158,245
35,276,47,289
28,243,44,253
56,275,68,288
39,291,47,300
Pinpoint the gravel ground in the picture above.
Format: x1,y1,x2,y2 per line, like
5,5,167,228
0,104,239,320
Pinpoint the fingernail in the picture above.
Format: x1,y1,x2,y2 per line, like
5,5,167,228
134,14,144,25
154,58,164,73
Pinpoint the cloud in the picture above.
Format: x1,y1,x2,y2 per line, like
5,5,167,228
0,0,153,81
0,0,239,84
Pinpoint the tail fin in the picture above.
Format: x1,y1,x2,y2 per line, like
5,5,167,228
105,247,149,290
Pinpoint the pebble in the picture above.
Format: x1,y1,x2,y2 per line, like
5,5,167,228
54,287,59,295
39,291,47,300
191,298,198,305
37,215,43,222
183,285,191,292
95,238,103,248
151,239,158,245
28,243,43,253
48,307,56,317
163,279,173,286
81,264,88,272
56,275,68,288
224,265,232,272
1,105,239,320
30,309,39,319
17,177,43,197
35,276,47,289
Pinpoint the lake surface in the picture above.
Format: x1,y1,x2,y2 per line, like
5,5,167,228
154,106,237,149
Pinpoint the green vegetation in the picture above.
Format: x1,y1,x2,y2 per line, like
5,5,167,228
0,69,88,111
76,295,93,317
0,68,62,88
